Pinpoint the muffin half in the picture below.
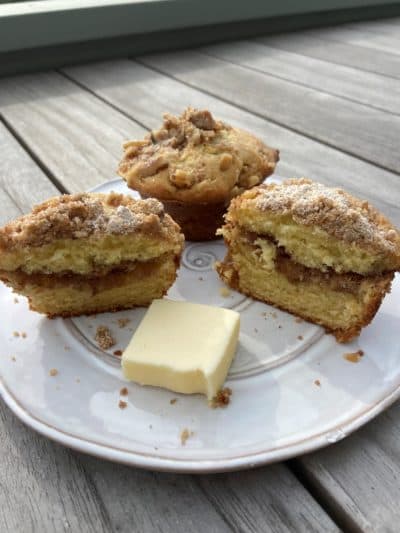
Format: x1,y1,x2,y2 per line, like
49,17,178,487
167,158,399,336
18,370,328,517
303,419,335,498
0,193,184,317
118,107,279,241
216,179,400,342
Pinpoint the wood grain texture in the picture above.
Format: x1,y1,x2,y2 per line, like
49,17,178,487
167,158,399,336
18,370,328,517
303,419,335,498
78,455,232,533
137,50,400,174
306,24,400,56
297,402,400,533
203,40,400,115
197,465,339,533
0,121,59,216
254,32,400,80
64,59,400,223
0,72,146,193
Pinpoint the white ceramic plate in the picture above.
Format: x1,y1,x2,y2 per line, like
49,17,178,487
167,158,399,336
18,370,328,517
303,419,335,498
1,178,400,473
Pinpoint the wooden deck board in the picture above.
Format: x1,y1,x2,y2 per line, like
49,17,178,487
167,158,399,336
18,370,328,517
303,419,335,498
254,32,400,79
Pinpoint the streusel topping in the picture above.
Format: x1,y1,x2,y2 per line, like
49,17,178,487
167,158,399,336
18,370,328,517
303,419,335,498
0,192,180,251
240,178,400,254
118,107,279,203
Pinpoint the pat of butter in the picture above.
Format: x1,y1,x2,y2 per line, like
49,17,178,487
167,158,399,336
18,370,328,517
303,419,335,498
122,299,240,399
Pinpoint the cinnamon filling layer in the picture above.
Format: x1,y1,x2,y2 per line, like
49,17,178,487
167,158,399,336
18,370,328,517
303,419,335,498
243,231,386,294
0,255,172,293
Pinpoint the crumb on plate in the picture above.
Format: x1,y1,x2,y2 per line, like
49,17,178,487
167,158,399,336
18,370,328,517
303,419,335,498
118,400,128,409
49,368,58,377
209,387,232,409
314,379,321,387
120,387,128,396
344,349,364,363
170,398,177,405
113,349,123,357
219,287,231,297
180,428,194,445
95,326,116,350
117,318,131,328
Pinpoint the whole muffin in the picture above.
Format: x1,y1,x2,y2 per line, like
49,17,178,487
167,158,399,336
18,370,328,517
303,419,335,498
118,107,279,241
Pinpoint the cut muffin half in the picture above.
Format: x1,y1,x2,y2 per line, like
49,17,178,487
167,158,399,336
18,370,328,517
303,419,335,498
216,179,400,342
0,192,184,317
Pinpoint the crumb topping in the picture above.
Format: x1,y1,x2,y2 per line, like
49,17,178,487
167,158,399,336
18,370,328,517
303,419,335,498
95,326,116,350
0,192,178,251
118,107,279,203
244,179,400,255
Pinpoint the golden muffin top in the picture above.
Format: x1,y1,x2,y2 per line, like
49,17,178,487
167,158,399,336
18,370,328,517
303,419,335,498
118,107,279,203
0,192,183,251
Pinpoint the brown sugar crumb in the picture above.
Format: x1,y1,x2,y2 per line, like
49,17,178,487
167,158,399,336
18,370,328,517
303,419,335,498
295,317,303,323
21,332,27,338
13,331,20,338
113,349,123,357
219,287,231,297
117,318,131,329
120,387,128,396
314,379,321,387
118,400,128,409
297,335,304,341
180,428,194,446
209,387,232,409
170,398,177,405
13,297,19,304
49,368,58,377
95,326,116,350
344,349,364,363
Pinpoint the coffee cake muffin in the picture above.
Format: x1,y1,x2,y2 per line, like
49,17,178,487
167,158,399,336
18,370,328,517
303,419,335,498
118,107,279,241
216,179,400,342
0,193,184,317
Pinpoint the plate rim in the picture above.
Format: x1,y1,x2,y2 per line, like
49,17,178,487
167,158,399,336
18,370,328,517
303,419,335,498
2,375,400,473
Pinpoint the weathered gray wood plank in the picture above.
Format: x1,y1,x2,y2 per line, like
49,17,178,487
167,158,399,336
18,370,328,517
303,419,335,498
306,25,400,56
298,402,400,532
63,59,400,223
202,40,400,115
0,120,59,215
73,455,234,533
254,32,400,80
0,72,146,193
197,464,339,532
136,50,400,175
72,454,340,533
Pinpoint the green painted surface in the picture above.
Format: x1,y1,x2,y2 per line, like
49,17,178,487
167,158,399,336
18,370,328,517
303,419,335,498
0,1,400,75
